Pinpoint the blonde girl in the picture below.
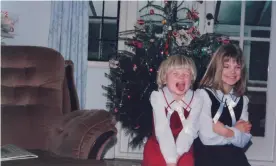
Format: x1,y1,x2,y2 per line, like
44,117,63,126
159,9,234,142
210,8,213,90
143,55,203,166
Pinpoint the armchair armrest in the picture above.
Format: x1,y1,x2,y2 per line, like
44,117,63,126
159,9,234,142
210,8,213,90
48,109,117,160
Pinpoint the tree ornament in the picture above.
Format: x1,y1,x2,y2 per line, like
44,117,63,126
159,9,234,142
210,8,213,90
186,8,199,21
133,64,137,71
201,47,208,52
134,125,140,129
150,9,154,15
162,19,167,25
109,59,119,68
137,19,145,25
172,31,178,37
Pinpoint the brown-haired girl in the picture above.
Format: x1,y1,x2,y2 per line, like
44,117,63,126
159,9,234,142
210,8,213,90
142,55,203,166
194,44,252,166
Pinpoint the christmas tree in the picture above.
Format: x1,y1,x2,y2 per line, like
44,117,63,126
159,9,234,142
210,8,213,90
103,0,231,148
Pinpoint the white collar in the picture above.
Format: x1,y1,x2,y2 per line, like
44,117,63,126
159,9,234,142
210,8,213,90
206,88,239,106
162,87,194,121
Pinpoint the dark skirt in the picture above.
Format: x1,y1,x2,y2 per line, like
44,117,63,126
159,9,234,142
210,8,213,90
193,138,251,166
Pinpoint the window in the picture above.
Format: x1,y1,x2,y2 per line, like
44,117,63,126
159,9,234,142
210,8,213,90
211,0,276,162
88,1,120,61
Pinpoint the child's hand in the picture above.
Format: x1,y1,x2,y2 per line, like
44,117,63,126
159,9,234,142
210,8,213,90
213,121,227,136
235,120,252,133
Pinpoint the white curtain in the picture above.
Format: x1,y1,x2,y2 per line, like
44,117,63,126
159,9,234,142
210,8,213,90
48,1,89,109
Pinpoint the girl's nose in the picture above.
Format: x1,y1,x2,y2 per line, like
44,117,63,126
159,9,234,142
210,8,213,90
231,68,235,73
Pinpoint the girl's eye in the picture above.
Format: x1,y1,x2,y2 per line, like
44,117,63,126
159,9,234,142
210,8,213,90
236,66,241,69
183,73,189,77
223,65,229,68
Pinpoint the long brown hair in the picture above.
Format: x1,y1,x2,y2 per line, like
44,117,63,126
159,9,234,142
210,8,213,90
200,44,246,96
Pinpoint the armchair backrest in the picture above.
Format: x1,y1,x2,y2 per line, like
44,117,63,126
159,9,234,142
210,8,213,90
1,46,77,150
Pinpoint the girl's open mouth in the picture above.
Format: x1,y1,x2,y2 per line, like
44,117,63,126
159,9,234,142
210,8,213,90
176,82,185,91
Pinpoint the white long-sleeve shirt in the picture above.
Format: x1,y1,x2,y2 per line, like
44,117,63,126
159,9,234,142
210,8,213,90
196,88,252,148
150,87,203,164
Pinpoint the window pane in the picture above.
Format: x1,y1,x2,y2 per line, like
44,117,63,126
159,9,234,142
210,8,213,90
104,1,118,17
214,1,241,36
90,1,103,17
244,1,271,37
245,1,271,27
89,18,101,40
251,30,270,38
88,40,100,61
247,90,266,137
244,40,270,137
102,19,118,41
88,41,117,61
101,41,117,61
88,19,101,60
243,40,269,81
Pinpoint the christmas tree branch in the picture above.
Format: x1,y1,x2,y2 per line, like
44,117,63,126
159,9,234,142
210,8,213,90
177,7,192,13
140,13,165,19
148,4,164,12
178,18,193,22
177,1,185,9
138,0,154,12
139,1,164,13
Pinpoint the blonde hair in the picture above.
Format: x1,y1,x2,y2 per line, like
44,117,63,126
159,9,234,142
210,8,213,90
157,55,197,88
200,44,246,96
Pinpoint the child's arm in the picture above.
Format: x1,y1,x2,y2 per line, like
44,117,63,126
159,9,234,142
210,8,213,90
175,90,203,156
213,121,234,137
197,89,232,145
150,91,178,164
225,96,252,148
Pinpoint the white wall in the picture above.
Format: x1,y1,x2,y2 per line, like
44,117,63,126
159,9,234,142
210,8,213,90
85,65,110,110
1,1,51,47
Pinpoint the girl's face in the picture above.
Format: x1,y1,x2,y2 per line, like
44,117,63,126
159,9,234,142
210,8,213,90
222,58,242,91
166,68,192,100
